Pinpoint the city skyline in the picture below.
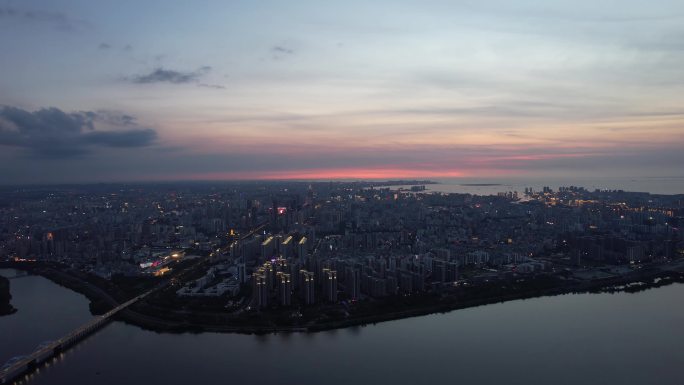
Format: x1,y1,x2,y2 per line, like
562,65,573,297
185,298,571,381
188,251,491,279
2,0,684,183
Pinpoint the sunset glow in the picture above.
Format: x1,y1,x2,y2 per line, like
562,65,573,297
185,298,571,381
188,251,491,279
1,0,683,183
170,167,471,182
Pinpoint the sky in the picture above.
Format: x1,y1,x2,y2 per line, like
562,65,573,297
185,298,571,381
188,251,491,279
1,0,684,184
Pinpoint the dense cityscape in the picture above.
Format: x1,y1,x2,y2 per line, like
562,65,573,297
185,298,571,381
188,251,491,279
2,181,683,339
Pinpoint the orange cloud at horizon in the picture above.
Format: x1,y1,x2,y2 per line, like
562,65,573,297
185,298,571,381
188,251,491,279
152,167,479,182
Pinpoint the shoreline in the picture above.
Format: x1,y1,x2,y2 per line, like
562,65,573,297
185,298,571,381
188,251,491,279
3,261,683,335
0,274,16,316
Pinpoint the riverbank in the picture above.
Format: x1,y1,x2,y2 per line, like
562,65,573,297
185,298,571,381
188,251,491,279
4,260,683,334
0,275,16,316
308,270,684,333
139,267,684,335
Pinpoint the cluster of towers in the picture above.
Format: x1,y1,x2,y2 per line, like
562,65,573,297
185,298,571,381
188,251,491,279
251,257,339,309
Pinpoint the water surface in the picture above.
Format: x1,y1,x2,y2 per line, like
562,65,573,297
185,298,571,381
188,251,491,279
2,269,682,385
412,177,684,195
0,269,92,365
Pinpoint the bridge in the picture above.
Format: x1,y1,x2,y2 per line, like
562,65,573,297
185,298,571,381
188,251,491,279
0,282,162,384
1,223,268,384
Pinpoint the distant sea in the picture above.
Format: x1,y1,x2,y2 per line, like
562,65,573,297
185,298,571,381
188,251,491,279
389,176,684,196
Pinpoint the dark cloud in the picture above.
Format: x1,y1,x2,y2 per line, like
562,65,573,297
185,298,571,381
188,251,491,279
90,110,137,126
129,66,211,84
272,46,294,55
0,106,157,158
84,129,157,148
271,45,295,60
0,6,89,31
98,43,112,50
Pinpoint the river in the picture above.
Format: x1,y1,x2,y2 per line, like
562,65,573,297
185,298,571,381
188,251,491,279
1,268,683,384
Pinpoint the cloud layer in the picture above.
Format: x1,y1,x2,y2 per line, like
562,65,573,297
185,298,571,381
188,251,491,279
0,6,89,31
0,106,157,158
130,66,212,84
1,1,684,184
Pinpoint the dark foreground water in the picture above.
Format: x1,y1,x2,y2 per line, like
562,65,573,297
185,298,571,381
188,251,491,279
0,269,92,364
2,268,683,385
